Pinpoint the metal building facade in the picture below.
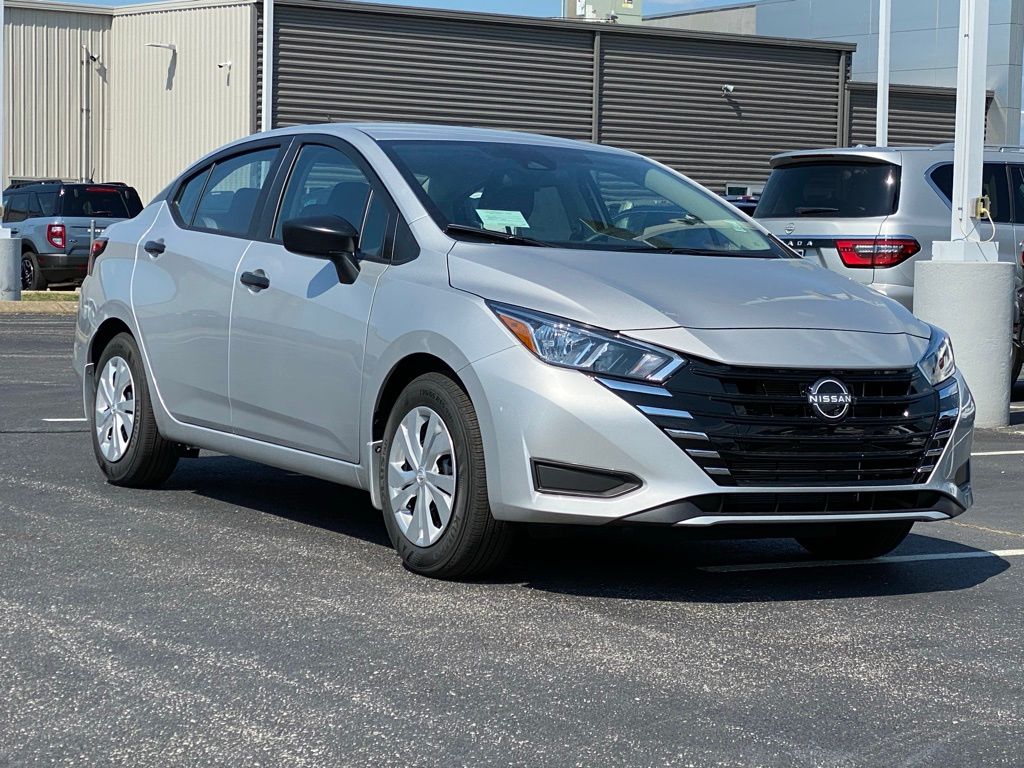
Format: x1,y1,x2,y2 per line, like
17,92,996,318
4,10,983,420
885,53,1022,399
107,0,256,200
265,1,855,193
3,0,256,201
3,2,111,186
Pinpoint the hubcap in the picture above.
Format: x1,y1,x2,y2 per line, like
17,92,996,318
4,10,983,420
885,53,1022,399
387,406,457,547
94,356,136,462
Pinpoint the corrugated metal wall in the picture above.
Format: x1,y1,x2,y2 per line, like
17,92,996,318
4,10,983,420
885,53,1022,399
266,2,851,192
3,5,110,187
107,2,256,201
271,5,595,138
598,34,844,190
846,83,978,147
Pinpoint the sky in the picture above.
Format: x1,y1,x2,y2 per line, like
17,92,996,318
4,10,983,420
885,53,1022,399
64,0,741,20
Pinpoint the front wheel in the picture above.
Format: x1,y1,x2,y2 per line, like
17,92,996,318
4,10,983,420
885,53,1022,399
379,373,513,579
90,332,179,487
795,521,913,560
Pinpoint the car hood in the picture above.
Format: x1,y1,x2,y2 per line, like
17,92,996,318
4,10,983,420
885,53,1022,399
447,243,932,337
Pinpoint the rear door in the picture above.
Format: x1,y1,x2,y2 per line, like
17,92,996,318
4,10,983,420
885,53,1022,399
132,140,286,431
755,157,901,285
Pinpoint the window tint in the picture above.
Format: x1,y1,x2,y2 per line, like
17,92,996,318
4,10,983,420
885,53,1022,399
27,193,43,218
1011,166,1024,224
4,194,28,223
359,191,391,259
274,144,370,239
756,162,900,218
931,162,1010,223
35,191,57,216
61,187,132,218
194,147,278,236
174,168,210,226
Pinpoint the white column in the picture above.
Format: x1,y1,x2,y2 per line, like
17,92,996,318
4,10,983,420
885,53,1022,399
875,0,890,147
948,0,991,243
916,0,1012,428
261,0,274,133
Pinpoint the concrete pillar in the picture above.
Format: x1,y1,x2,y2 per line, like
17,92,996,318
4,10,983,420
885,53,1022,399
914,261,1014,428
0,237,21,301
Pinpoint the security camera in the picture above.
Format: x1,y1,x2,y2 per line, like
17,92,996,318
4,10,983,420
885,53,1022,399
217,61,232,69
88,54,98,63
722,84,735,95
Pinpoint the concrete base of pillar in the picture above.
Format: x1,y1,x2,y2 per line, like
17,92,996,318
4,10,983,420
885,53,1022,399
914,258,1014,428
0,236,22,302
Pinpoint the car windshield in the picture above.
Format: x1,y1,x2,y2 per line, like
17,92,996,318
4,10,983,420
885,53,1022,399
755,161,901,218
379,139,786,256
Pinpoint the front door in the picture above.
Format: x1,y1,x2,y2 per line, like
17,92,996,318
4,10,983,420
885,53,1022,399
132,143,282,430
228,141,394,462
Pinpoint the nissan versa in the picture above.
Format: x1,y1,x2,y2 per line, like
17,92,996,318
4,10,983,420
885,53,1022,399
73,124,975,578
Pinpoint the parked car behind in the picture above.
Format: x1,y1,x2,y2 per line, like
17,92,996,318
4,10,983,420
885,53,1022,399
2,180,144,290
74,124,975,579
755,146,1024,381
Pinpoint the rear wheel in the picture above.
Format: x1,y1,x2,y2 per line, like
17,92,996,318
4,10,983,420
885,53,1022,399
379,373,513,579
795,521,913,560
91,332,179,487
21,250,46,291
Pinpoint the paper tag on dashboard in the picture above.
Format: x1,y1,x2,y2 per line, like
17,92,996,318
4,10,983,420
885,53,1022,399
475,209,530,231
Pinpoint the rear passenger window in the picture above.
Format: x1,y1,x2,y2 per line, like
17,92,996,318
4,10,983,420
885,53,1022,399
194,147,278,236
174,168,210,226
35,191,57,216
930,162,1010,223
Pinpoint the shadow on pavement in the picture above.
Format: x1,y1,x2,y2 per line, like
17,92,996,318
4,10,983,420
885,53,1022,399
165,455,1011,603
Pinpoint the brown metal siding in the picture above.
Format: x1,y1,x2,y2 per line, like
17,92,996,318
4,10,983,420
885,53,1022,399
847,84,975,148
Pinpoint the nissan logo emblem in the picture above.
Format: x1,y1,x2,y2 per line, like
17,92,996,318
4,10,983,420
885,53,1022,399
806,378,853,421
784,222,796,235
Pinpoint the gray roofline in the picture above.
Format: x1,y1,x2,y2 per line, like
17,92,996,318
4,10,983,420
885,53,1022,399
847,80,994,100
643,2,757,20
277,0,858,52
5,0,256,16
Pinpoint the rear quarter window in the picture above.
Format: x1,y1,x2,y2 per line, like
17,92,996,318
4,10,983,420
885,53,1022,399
756,161,900,218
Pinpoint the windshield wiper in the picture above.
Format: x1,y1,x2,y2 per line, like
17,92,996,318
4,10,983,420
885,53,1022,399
444,223,551,247
794,206,839,216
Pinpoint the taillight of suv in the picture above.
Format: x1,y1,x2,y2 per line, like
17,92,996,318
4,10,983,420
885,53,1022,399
836,237,920,268
46,224,66,250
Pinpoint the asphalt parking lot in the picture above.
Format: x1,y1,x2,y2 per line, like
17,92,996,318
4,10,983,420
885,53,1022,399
2,314,1023,767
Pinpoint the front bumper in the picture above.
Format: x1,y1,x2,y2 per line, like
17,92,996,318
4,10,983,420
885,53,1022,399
462,346,974,527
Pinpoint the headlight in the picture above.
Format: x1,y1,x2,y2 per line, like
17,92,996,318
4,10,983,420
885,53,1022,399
918,326,956,386
489,303,684,382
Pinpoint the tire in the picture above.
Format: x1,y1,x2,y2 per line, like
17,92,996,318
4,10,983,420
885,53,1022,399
379,373,513,579
90,332,179,487
21,249,46,291
795,521,913,560
1012,332,1024,385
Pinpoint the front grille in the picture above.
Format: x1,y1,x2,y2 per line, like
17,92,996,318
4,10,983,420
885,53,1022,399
608,359,957,487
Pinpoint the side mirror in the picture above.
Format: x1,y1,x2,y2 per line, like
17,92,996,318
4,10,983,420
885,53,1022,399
282,215,361,284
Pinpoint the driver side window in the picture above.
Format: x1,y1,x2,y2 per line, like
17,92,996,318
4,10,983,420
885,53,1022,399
274,145,371,240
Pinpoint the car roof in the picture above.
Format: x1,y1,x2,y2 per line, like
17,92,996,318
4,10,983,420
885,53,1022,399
770,144,1024,168
260,121,631,154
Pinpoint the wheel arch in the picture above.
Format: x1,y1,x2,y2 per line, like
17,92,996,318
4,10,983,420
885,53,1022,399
371,353,465,442
89,317,134,367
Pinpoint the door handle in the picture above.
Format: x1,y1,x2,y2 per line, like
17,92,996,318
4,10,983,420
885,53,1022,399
9,229,18,235
240,270,270,291
144,240,165,256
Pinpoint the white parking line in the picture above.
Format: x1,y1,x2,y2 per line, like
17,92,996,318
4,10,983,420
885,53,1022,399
971,450,1024,456
41,418,87,423
699,549,1024,573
